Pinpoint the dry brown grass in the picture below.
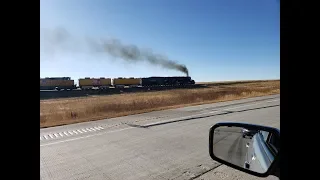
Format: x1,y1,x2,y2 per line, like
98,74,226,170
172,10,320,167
196,79,277,85
40,80,280,128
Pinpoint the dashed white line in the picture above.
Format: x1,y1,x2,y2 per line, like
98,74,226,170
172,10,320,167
41,127,134,147
94,127,101,130
40,97,279,146
40,126,106,142
77,130,83,133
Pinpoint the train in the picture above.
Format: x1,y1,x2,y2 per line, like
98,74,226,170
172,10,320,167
40,76,196,91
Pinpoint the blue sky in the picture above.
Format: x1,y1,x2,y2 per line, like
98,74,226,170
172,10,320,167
40,0,279,82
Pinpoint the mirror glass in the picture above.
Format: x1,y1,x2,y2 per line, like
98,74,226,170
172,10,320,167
212,126,280,174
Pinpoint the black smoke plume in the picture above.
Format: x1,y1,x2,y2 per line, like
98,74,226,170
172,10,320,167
41,27,189,76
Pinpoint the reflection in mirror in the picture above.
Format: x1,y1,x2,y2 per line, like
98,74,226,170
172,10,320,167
212,126,279,174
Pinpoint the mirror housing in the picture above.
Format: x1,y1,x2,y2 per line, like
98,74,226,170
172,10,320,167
209,122,280,178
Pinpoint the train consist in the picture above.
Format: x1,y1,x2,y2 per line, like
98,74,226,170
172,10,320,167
40,76,195,91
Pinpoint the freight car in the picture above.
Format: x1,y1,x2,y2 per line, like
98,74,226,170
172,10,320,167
112,77,141,88
141,76,195,87
40,77,76,90
78,77,112,90
40,76,196,90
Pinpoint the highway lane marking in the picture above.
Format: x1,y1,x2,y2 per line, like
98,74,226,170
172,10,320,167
266,99,280,103
144,99,280,127
40,126,104,141
40,98,279,145
203,99,279,112
195,99,279,116
223,99,279,111
63,132,69,136
94,127,102,130
40,127,134,147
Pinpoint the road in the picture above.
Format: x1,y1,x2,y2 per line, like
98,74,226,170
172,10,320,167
40,94,280,180
212,127,252,168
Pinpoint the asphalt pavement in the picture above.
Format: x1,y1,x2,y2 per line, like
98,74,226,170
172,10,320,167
212,128,252,168
40,94,280,180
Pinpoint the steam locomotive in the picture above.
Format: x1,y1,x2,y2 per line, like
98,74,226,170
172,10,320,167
40,76,195,91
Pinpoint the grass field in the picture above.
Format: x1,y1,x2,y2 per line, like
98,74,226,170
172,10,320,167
40,80,280,128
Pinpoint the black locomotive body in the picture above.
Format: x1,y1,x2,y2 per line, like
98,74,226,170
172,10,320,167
141,76,195,87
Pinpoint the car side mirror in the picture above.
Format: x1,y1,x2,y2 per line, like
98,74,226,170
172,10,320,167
209,122,280,178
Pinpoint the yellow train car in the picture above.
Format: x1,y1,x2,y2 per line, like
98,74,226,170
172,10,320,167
40,77,75,90
78,77,112,90
112,77,141,87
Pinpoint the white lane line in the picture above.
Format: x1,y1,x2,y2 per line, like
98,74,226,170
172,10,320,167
93,127,101,130
144,99,280,126
40,98,279,143
41,127,134,147
40,126,106,141
77,130,83,133
266,99,280,103
48,134,54,139
224,99,279,111
223,103,258,111
63,132,70,136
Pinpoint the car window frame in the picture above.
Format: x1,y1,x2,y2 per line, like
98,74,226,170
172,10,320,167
257,131,278,156
266,133,279,155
